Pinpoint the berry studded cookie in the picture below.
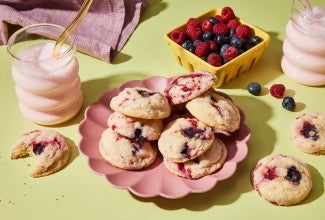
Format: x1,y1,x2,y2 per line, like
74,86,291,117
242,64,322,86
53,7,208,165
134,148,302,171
164,70,217,105
290,112,325,154
11,130,71,178
185,91,240,132
110,87,171,119
158,118,214,163
107,111,163,141
99,128,157,170
164,137,228,179
251,154,312,206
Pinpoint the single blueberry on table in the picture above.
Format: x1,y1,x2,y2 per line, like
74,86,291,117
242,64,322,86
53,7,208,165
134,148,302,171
282,96,296,111
247,82,262,95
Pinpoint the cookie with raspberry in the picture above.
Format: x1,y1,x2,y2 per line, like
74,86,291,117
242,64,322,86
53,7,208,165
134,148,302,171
251,154,312,206
290,112,325,154
158,118,214,163
11,130,71,178
164,70,217,105
185,91,240,132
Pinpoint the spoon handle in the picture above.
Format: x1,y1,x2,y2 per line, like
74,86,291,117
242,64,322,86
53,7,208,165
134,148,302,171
53,0,93,58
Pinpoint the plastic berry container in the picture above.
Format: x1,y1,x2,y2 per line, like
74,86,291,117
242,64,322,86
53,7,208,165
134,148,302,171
164,8,270,87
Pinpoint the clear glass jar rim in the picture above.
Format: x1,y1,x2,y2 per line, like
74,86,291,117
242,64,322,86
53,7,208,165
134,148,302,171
7,23,76,63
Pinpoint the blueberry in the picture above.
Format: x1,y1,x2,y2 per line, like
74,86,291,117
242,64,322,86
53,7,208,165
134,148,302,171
138,90,155,97
202,31,214,41
220,43,230,54
250,35,261,45
230,36,242,48
181,127,205,139
208,17,218,25
33,143,45,155
247,82,261,95
285,166,301,185
282,96,296,111
301,122,319,140
189,45,196,53
193,40,202,47
134,128,145,142
214,34,227,45
228,28,236,38
200,55,208,61
131,143,141,156
181,40,192,50
180,143,190,159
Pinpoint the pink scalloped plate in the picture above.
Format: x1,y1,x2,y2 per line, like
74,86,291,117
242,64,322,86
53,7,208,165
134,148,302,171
78,76,250,199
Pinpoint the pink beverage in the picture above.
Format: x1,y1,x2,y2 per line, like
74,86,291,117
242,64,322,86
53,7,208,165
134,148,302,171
281,3,325,86
7,24,83,125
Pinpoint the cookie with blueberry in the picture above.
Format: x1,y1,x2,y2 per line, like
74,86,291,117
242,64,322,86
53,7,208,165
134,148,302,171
290,112,325,154
158,118,214,163
163,137,227,179
110,87,171,119
11,130,71,178
251,154,312,206
99,127,157,170
107,111,163,142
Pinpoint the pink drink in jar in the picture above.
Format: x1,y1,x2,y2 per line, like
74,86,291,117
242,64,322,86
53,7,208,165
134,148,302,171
7,23,83,125
281,1,325,86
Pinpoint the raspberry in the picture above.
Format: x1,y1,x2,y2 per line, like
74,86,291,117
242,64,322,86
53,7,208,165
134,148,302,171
236,24,251,38
214,15,224,23
207,53,222,67
270,84,285,98
227,19,240,30
195,41,210,57
201,20,213,32
186,18,200,29
221,7,235,23
186,26,202,41
212,23,229,36
221,45,238,61
170,29,186,44
206,40,218,51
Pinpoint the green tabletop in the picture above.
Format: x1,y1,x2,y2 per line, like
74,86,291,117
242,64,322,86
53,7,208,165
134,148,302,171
1,0,324,219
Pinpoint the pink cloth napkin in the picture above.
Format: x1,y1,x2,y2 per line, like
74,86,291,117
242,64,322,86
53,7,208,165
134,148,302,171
0,0,147,62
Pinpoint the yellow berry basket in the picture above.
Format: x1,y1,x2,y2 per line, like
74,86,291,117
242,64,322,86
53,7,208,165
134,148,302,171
164,8,270,87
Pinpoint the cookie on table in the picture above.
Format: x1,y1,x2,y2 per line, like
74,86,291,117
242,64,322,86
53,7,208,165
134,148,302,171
164,70,217,105
110,87,171,119
11,130,71,178
99,127,157,170
251,154,312,206
164,137,228,179
290,112,325,154
107,111,163,141
158,118,214,163
186,91,240,132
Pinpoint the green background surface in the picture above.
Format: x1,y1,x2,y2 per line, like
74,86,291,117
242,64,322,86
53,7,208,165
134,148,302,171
1,0,324,219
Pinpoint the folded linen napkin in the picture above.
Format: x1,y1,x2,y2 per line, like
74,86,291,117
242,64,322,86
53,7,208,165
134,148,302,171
0,0,147,62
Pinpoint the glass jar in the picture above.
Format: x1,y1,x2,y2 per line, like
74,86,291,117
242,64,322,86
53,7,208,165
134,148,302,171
7,23,83,125
281,0,325,86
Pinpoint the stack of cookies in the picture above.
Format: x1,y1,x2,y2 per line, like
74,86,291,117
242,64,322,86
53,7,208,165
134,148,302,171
99,70,242,179
99,87,171,170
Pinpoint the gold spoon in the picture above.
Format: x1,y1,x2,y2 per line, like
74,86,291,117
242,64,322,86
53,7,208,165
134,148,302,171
52,0,93,58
